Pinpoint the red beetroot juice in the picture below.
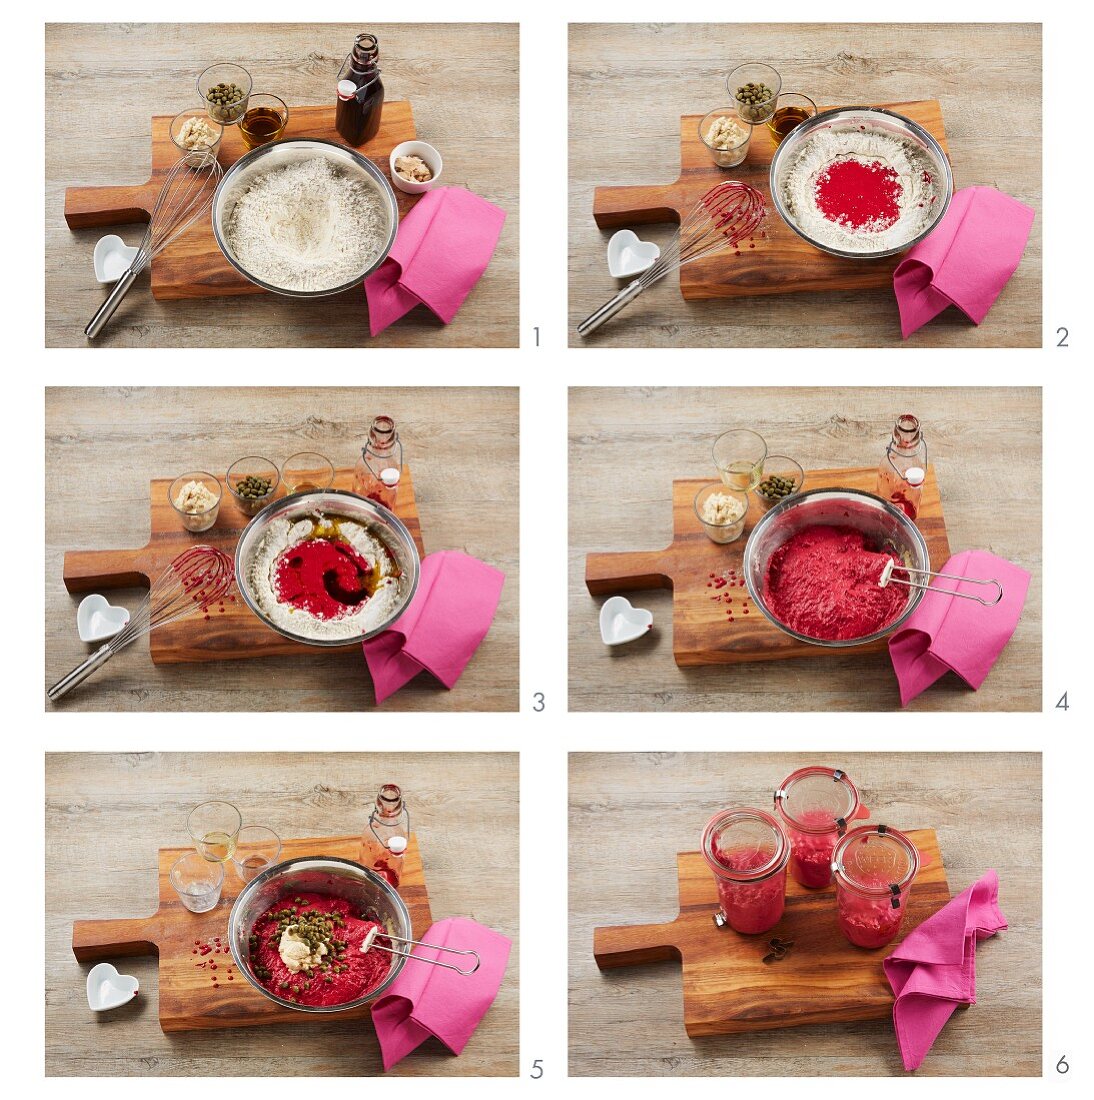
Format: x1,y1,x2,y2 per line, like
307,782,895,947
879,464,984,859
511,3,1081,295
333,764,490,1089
774,767,864,889
701,807,789,935
832,825,919,949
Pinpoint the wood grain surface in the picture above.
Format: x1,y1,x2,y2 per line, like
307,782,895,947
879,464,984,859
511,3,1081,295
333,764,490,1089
591,100,946,300
66,102,423,300
46,752,519,1076
72,833,432,1032
569,752,1041,1076
569,387,1041,711
45,23,518,347
593,830,948,1036
61,466,425,665
45,387,519,711
585,467,950,666
569,23,1042,346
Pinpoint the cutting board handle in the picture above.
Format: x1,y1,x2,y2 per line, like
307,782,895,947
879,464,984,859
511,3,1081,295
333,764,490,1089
63,548,152,593
594,920,682,970
73,915,161,962
593,183,684,229
586,549,674,595
65,183,155,230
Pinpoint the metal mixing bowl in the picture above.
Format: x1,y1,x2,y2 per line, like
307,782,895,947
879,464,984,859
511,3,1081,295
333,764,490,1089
769,106,953,259
228,855,411,1014
234,489,420,647
742,487,931,647
211,137,399,296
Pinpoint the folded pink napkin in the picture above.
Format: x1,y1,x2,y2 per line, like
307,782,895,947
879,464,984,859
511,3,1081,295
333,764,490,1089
363,550,505,704
371,917,511,1071
365,186,506,335
884,870,1008,1071
888,550,1030,707
893,186,1035,339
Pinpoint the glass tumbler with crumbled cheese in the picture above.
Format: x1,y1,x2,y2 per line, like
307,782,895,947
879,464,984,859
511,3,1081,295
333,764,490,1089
698,109,752,168
694,483,749,544
169,472,223,533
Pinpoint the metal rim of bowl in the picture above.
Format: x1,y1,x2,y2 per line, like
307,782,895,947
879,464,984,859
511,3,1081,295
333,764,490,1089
768,106,954,260
228,855,411,1014
233,488,420,647
211,137,399,297
742,486,931,648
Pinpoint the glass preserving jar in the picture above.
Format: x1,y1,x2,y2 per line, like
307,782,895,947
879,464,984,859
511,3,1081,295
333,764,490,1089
773,766,864,889
701,807,789,935
831,824,919,949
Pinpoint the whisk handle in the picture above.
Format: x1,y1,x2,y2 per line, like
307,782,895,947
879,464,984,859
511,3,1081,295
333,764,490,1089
577,279,644,338
85,268,140,340
48,644,114,702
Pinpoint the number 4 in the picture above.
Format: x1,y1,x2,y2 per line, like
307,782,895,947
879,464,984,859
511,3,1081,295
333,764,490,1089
1056,693,1069,711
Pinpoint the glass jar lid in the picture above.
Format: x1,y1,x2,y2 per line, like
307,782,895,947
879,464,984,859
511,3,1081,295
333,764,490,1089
831,825,919,897
774,766,860,834
701,807,789,883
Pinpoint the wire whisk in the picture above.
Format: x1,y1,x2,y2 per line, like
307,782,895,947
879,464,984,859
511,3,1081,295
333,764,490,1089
578,181,767,337
878,559,1004,606
361,925,481,976
49,546,235,701
86,148,223,339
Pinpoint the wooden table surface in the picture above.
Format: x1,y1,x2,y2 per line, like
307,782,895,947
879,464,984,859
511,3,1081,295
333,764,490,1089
569,386,1041,711
45,23,518,347
568,23,1042,347
568,751,1041,1077
46,752,519,1077
45,387,519,711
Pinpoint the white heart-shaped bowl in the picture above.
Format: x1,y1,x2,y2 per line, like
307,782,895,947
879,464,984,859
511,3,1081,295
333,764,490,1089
93,235,141,284
607,229,661,278
77,594,130,643
599,595,654,646
86,962,139,1012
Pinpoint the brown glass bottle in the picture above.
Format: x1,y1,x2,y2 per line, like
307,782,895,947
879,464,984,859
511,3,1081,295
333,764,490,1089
336,33,384,146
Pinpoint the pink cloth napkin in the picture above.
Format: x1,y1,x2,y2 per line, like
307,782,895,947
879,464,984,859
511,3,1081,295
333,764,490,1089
371,917,511,1071
365,186,506,335
893,186,1035,339
884,870,1008,1071
888,550,1030,707
363,550,505,704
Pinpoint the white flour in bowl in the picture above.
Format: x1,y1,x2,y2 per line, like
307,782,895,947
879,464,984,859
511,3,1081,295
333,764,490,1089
780,128,941,253
224,156,388,291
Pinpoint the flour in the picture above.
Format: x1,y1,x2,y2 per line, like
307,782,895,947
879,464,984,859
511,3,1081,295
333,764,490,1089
780,128,941,253
224,157,388,291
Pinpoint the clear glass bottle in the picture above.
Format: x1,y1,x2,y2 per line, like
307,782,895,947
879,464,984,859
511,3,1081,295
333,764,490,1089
336,33,385,147
877,414,927,520
832,824,919,948
360,783,410,888
774,766,863,890
353,415,403,511
701,807,789,935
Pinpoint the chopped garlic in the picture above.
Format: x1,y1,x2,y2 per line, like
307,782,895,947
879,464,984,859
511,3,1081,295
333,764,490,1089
174,479,217,514
705,115,748,151
702,492,746,526
178,116,218,150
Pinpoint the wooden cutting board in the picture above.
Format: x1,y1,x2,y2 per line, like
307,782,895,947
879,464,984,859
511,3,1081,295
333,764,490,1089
64,102,419,300
592,100,947,299
593,828,948,1037
62,466,424,665
73,833,432,1034
585,465,950,667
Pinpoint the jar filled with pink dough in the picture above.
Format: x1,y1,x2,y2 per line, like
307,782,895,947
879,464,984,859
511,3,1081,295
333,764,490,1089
831,824,920,949
774,766,866,889
701,807,789,935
